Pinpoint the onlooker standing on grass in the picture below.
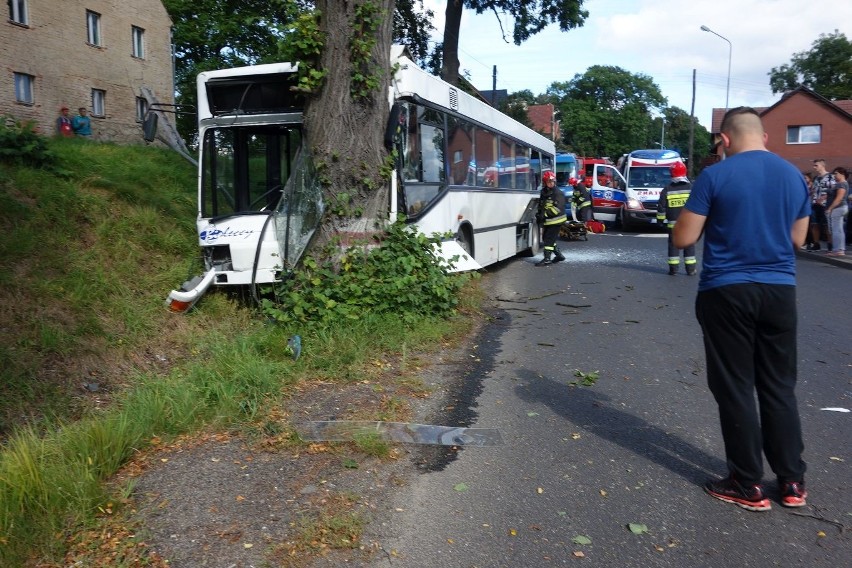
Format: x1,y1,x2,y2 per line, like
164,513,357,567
56,106,73,137
72,107,92,137
810,159,834,250
673,107,810,512
827,167,848,256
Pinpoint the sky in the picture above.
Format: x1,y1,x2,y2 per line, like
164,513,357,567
421,0,852,130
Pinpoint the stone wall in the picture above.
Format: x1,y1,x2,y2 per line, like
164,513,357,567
0,0,173,144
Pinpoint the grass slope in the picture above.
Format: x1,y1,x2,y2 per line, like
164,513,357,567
0,136,477,566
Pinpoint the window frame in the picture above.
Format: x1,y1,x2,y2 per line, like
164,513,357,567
786,124,821,145
131,25,145,58
91,89,106,117
13,72,34,104
9,0,28,25
86,10,102,46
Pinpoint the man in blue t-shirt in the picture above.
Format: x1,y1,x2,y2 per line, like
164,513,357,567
673,107,810,512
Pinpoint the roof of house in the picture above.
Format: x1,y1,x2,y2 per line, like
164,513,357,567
710,86,852,133
479,89,508,107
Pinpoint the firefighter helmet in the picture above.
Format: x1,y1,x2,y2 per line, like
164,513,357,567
670,161,687,178
542,170,556,183
569,177,578,186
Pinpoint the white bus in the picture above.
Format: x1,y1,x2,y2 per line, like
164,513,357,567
166,46,554,310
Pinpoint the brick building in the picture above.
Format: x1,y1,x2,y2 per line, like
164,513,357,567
708,87,852,171
527,103,560,142
1,0,173,143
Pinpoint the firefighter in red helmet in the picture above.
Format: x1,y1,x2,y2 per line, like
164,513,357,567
536,170,567,266
657,161,696,275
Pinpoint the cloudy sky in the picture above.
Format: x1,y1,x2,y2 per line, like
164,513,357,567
422,0,851,129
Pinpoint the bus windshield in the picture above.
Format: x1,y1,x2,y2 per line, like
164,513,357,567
201,125,302,218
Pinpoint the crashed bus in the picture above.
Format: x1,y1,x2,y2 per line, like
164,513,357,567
163,46,555,311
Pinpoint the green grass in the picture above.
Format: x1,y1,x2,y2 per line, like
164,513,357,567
0,136,478,566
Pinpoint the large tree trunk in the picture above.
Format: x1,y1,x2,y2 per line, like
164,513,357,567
441,0,464,85
306,1,395,250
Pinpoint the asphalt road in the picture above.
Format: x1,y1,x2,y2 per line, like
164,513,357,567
367,230,851,568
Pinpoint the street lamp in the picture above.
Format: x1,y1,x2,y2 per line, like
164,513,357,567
700,25,732,111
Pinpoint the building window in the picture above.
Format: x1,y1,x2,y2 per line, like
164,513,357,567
92,89,105,117
9,0,28,25
786,125,821,144
131,26,145,58
14,72,34,104
86,10,101,46
136,96,148,122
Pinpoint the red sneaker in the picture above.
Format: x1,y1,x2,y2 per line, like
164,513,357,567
704,476,771,511
780,481,807,508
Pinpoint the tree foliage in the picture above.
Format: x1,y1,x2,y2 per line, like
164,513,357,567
164,0,436,143
768,31,852,100
440,1,589,85
162,0,300,143
498,90,536,128
544,66,710,165
549,66,666,158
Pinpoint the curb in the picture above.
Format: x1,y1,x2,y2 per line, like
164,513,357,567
796,246,852,270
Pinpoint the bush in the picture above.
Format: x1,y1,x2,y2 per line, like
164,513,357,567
0,115,56,169
263,221,472,326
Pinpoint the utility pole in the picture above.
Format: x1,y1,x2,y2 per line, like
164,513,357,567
491,65,496,106
689,69,696,177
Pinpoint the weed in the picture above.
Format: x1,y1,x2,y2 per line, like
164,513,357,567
352,430,391,458
571,369,600,387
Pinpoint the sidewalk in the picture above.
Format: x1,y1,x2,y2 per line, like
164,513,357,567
796,243,852,270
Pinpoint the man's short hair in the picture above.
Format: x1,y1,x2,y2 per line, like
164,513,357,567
813,158,826,166
720,106,761,133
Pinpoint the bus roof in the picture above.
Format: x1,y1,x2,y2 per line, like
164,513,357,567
391,49,554,156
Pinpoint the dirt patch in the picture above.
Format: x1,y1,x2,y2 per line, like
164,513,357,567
119,318,485,567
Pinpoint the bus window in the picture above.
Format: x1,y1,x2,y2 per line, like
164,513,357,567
476,127,497,186
515,145,531,190
401,104,420,181
447,117,473,185
420,124,444,183
200,125,301,217
498,138,514,189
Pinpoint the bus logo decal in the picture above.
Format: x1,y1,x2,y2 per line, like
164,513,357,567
200,226,256,243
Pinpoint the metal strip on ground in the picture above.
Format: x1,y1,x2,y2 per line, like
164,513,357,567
294,421,503,446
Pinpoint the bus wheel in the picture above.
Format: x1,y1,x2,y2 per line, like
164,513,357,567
520,219,541,257
456,227,473,257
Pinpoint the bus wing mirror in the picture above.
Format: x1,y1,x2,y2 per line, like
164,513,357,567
142,113,158,142
384,103,403,151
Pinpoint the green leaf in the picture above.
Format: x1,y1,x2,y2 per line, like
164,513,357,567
572,535,592,545
342,458,358,469
453,482,469,492
628,523,649,534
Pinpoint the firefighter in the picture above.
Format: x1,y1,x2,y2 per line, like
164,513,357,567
570,176,593,222
657,161,697,275
536,170,567,266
